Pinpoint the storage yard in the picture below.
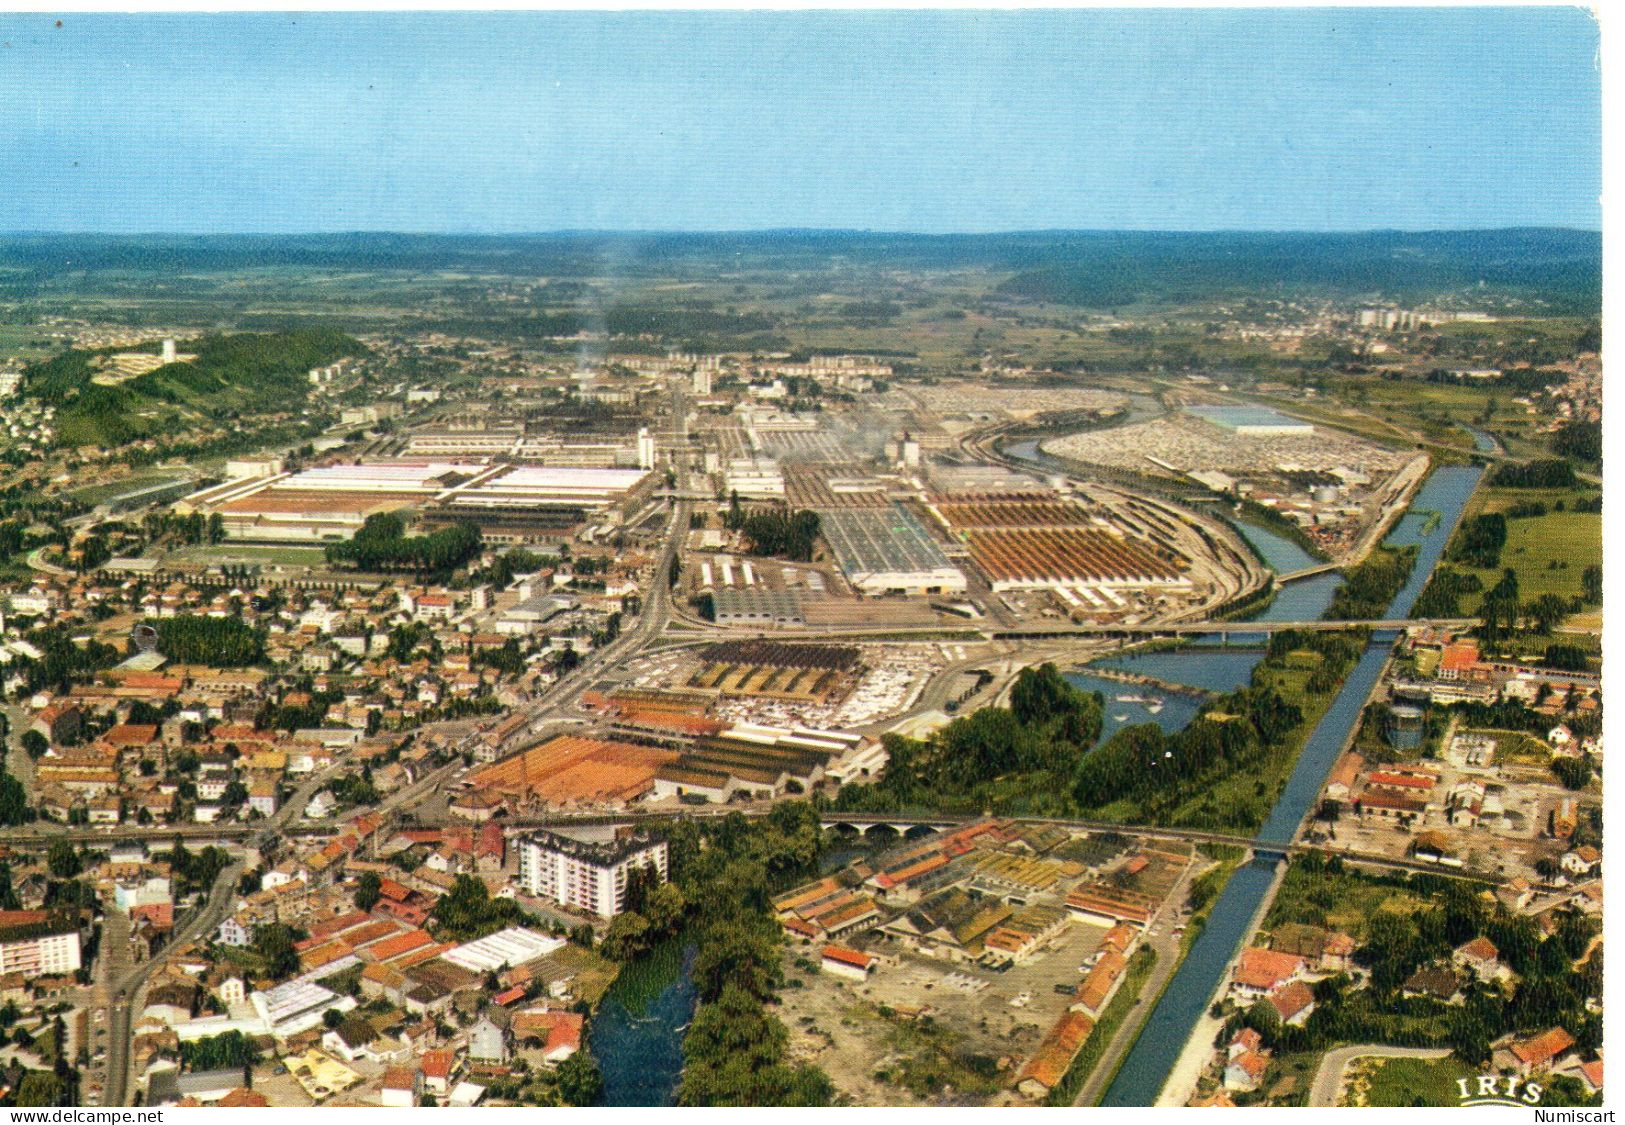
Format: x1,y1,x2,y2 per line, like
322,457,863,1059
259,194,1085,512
1045,409,1410,479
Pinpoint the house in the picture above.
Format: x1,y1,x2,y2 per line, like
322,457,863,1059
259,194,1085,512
379,1067,421,1108
1561,846,1602,878
820,944,877,982
29,704,81,746
1267,980,1316,1027
420,1047,457,1096
468,1010,512,1066
1270,923,1356,973
512,1009,583,1066
1401,964,1466,1006
321,1017,397,1064
1228,1028,1263,1061
1325,752,1363,802
1225,1048,1271,1092
1452,937,1507,984
216,916,252,948
1230,947,1306,1001
1494,1027,1578,1077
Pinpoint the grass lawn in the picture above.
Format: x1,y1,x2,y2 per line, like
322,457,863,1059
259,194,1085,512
1354,1055,1476,1107
171,544,332,567
1480,728,1552,767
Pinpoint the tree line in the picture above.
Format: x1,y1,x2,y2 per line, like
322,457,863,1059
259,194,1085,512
325,512,482,575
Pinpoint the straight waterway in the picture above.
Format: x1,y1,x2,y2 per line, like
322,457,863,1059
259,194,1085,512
1101,463,1482,1105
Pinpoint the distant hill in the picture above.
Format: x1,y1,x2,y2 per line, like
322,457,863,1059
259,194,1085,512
24,328,362,446
0,228,1599,312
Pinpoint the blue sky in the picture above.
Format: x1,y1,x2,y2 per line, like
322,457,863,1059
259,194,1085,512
0,8,1601,234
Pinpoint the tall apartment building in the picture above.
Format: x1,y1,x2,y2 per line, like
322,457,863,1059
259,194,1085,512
0,911,82,976
515,829,668,918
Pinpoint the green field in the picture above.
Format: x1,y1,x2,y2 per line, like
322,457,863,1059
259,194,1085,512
171,544,332,567
1457,486,1601,614
1354,1055,1476,1108
67,468,194,506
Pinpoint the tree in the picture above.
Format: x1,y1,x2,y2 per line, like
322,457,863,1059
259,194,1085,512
253,923,304,978
1525,593,1572,634
46,840,80,880
1581,564,1602,606
354,871,382,912
15,1072,63,1107
554,1053,603,1106
20,730,48,758
599,912,651,962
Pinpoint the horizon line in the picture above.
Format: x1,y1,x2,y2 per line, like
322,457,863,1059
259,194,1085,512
0,224,1603,239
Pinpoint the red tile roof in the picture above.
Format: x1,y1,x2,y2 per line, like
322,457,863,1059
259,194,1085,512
821,944,876,970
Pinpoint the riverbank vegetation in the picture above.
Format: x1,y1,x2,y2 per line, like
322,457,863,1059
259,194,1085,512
1075,630,1366,832
830,663,1102,816
1323,545,1416,621
654,804,835,1106
834,635,1365,836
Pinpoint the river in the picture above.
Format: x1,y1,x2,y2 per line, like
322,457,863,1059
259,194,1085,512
1100,461,1483,1106
589,943,698,1106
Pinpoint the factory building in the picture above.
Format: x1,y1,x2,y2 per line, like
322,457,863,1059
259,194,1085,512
1185,405,1315,439
818,505,967,596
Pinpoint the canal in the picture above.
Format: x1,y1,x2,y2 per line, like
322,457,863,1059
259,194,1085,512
1100,462,1482,1105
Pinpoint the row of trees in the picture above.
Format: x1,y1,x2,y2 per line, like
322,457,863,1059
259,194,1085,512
1490,459,1578,490
325,512,483,575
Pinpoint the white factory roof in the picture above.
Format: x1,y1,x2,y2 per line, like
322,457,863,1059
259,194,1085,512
440,926,566,973
273,462,482,491
487,466,648,491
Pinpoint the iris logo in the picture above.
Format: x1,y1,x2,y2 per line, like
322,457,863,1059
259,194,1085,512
1457,1075,1544,1107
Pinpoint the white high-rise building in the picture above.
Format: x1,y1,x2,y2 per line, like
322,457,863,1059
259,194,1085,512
637,426,657,470
0,912,82,976
161,338,177,364
515,829,668,917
